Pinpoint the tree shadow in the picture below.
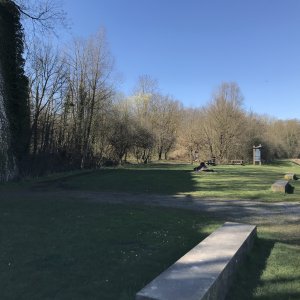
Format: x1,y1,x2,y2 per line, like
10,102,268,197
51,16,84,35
226,234,300,299
32,168,198,195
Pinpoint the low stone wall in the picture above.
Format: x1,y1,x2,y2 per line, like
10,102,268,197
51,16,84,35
136,222,257,300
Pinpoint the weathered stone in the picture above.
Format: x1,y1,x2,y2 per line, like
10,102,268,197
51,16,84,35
271,180,293,193
136,222,256,300
284,173,296,180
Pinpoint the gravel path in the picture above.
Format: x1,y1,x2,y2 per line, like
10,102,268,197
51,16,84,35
6,189,298,224
81,191,300,224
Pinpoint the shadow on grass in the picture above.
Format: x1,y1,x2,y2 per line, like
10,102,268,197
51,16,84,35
33,169,198,195
0,198,221,300
227,235,300,300
226,237,275,300
269,160,294,167
4,162,299,202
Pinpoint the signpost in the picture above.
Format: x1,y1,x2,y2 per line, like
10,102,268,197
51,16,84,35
253,144,262,165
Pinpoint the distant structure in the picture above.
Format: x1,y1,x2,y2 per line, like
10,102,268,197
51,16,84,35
253,144,262,165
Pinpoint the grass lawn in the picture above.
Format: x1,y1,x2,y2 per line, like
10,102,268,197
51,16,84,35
0,197,220,300
1,160,300,299
227,222,300,300
9,159,299,202
191,160,300,202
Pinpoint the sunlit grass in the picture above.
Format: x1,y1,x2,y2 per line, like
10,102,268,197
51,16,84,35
255,242,300,299
2,160,299,202
187,162,300,201
20,160,299,202
227,222,300,300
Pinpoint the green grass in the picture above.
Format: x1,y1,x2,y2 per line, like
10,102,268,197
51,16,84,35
1,160,300,299
190,162,300,201
0,197,220,300
8,160,299,202
227,223,300,300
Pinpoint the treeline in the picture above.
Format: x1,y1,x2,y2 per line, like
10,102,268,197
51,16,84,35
25,29,300,175
1,4,300,179
25,31,182,173
178,86,300,163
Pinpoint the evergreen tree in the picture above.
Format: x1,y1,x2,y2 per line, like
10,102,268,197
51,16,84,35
0,0,30,172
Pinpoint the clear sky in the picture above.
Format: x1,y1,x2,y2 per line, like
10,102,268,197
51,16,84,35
60,0,300,119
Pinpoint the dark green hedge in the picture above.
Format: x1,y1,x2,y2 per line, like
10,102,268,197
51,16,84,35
0,0,30,167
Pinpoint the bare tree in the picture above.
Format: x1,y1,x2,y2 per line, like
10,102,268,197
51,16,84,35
108,118,133,165
151,95,181,160
66,29,114,168
266,118,300,159
206,82,246,162
132,74,159,96
178,108,212,163
14,0,67,36
27,42,67,155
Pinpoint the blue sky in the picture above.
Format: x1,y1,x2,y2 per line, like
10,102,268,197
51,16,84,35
60,0,300,119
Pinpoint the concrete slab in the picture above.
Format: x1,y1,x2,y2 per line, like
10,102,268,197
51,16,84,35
136,222,256,300
271,180,289,193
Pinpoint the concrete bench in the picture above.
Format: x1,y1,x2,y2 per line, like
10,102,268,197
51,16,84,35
136,222,257,300
271,180,292,193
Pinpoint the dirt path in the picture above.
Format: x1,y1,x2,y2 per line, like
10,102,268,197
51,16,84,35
3,189,299,224
81,191,300,224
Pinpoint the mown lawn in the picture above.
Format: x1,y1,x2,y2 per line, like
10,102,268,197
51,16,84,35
227,222,300,300
0,197,220,300
13,160,300,202
191,161,300,201
1,160,300,299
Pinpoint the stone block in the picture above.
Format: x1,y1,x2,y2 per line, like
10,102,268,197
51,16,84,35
136,222,256,300
271,180,292,193
284,173,296,180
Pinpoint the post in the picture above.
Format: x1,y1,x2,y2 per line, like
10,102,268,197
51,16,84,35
253,144,262,165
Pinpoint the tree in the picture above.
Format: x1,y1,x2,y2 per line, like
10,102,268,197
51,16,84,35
151,95,181,160
128,75,159,162
65,29,114,168
178,108,213,163
27,42,67,155
205,82,246,162
0,0,30,177
132,74,159,95
266,119,300,159
14,0,67,36
132,123,155,164
129,76,182,161
108,112,134,165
